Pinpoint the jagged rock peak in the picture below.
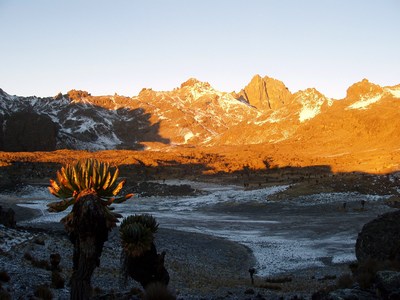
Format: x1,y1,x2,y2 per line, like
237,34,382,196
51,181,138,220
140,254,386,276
294,88,331,123
67,89,91,101
346,78,384,100
180,78,211,89
238,74,292,110
294,88,327,101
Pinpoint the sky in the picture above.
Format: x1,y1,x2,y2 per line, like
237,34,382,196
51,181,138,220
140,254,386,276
0,0,399,99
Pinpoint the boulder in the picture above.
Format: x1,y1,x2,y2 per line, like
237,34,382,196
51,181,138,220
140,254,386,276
0,205,16,228
355,210,400,263
375,271,400,299
3,112,58,151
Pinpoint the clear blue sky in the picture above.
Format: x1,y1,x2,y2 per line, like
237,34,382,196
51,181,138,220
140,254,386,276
1,0,399,99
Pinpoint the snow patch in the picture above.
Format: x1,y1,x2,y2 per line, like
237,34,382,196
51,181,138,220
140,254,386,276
299,106,320,122
96,132,122,149
385,87,400,98
287,192,391,206
184,131,194,143
348,94,382,110
0,225,38,252
5,184,395,277
179,128,194,144
297,90,330,122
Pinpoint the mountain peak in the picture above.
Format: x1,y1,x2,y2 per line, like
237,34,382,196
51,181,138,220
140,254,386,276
346,79,383,101
0,88,6,97
294,88,331,122
180,78,210,89
238,74,292,110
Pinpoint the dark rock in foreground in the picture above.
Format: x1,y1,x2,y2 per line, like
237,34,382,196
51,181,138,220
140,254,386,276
0,205,16,228
355,210,400,263
375,271,400,299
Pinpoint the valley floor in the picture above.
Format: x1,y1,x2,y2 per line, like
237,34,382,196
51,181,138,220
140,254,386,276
1,198,352,300
0,148,399,299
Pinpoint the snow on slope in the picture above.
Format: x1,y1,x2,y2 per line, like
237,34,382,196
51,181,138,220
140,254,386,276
1,78,399,150
0,91,127,150
348,94,382,110
296,89,332,122
385,86,400,98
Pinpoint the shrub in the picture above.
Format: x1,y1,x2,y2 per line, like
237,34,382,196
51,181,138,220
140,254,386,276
34,238,45,245
34,284,53,300
143,282,176,300
23,252,33,261
336,273,354,289
0,289,11,300
51,271,64,289
31,259,51,270
354,258,400,289
0,271,10,282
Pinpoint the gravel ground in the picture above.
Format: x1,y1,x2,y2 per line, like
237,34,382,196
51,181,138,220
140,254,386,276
0,200,351,300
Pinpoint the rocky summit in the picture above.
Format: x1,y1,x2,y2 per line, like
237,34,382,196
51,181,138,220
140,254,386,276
0,76,399,161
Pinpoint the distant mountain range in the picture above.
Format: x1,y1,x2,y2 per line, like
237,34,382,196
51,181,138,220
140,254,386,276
0,75,399,152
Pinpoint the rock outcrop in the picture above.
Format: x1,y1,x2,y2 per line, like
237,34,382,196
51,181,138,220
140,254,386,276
0,114,4,149
345,78,384,101
0,76,399,156
2,112,58,151
237,74,292,109
375,271,400,299
0,206,16,228
355,210,400,263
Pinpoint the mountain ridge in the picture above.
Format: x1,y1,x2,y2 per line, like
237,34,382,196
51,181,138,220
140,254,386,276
0,76,399,156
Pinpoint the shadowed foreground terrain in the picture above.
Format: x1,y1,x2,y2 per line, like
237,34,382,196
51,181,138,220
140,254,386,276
0,147,399,299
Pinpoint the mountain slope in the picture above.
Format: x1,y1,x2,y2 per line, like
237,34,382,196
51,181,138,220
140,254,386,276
0,77,399,157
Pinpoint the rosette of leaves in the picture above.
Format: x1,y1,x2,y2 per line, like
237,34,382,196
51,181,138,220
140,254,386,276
47,158,133,230
47,158,134,299
120,214,170,288
120,214,159,257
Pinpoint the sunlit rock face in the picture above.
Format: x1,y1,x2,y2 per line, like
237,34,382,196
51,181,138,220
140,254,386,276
237,74,292,110
0,76,399,156
346,78,384,101
2,112,58,151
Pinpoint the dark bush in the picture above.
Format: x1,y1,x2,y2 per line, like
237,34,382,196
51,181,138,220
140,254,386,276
0,289,11,300
143,282,176,300
354,258,400,289
336,273,354,289
0,271,10,282
34,284,53,300
31,259,51,270
23,252,33,261
34,238,45,245
50,253,61,271
51,271,65,289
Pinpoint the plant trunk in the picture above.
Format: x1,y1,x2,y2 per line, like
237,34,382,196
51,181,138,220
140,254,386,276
124,243,170,289
67,192,109,300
